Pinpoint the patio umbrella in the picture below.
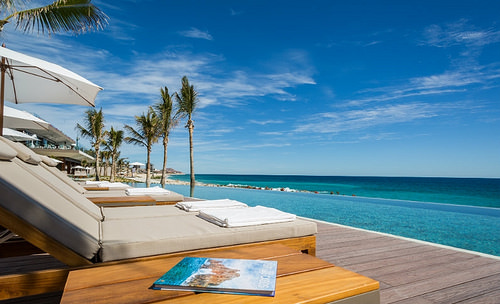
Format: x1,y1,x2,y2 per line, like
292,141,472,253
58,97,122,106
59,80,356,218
129,162,144,178
0,46,103,135
3,105,50,130
2,128,39,141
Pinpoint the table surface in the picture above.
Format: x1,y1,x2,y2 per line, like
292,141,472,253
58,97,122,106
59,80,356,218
60,244,379,303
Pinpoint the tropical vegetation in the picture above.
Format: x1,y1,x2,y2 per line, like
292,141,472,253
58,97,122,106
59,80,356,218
155,86,179,187
105,126,124,182
0,0,108,34
124,107,161,187
76,108,105,181
75,76,200,193
175,76,198,197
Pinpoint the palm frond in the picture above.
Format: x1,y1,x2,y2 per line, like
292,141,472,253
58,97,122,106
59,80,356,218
0,0,20,13
175,76,198,121
75,123,92,138
8,0,108,35
156,86,179,137
124,124,146,147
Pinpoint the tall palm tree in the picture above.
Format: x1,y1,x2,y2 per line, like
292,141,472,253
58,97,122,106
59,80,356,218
155,86,179,187
0,0,108,34
124,107,161,187
175,76,198,197
105,126,124,182
100,150,111,178
76,108,105,181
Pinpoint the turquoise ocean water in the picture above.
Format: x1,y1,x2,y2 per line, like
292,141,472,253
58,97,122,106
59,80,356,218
131,175,500,256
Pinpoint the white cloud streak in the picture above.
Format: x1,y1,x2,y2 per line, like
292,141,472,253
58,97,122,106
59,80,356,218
249,120,284,125
295,103,452,134
422,19,500,48
179,27,214,40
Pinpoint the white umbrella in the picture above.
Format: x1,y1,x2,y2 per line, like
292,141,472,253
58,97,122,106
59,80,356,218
3,105,50,130
2,128,39,141
129,162,145,167
0,46,103,135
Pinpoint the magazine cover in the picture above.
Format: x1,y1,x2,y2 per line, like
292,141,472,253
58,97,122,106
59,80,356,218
151,257,277,296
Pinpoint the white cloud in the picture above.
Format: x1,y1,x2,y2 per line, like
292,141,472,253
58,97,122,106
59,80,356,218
422,19,500,48
249,120,284,125
179,27,214,40
344,66,497,107
295,103,440,134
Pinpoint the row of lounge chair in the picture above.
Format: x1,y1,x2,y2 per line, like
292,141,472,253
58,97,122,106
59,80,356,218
0,136,317,300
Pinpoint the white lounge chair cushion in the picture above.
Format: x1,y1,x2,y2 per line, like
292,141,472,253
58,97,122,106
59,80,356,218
100,216,317,262
0,137,41,164
40,155,59,167
13,157,104,221
40,162,88,194
0,138,17,160
0,156,101,259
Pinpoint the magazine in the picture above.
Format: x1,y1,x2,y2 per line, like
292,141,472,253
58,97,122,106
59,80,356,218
151,257,277,297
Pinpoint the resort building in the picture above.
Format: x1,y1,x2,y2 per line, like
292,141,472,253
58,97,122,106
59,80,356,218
3,107,94,175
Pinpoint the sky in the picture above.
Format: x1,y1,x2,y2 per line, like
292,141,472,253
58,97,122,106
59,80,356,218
1,0,499,178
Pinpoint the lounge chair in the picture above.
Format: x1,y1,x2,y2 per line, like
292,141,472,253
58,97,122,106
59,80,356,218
0,137,317,299
0,136,184,205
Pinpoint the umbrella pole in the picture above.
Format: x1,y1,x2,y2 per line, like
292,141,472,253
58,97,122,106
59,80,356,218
0,55,5,136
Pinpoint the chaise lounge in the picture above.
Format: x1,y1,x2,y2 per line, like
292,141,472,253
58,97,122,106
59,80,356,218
0,137,317,300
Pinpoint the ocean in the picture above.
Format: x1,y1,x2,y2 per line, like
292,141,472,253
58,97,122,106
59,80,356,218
170,174,500,208
133,174,500,256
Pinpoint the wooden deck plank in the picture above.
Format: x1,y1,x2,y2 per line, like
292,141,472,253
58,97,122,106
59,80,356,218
314,221,500,304
420,274,500,303
456,288,500,304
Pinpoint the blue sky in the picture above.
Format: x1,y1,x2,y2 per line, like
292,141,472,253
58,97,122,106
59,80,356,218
2,0,499,177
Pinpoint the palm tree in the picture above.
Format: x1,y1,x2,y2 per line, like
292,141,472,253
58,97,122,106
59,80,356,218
100,150,111,178
175,76,199,197
124,107,161,187
155,86,179,187
116,157,128,178
76,108,105,181
0,0,108,34
105,127,124,182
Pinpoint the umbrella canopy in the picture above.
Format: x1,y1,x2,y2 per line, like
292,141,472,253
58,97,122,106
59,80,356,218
3,105,50,130
130,162,145,167
2,128,39,141
0,46,103,135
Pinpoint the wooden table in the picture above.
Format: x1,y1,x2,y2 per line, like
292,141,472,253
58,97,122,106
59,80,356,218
61,244,379,303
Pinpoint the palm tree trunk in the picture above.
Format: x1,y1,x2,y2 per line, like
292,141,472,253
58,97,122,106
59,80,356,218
95,147,100,181
161,137,168,187
188,122,195,197
146,147,151,188
110,155,116,182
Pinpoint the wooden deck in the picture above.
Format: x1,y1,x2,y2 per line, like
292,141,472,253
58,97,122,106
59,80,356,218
2,220,500,303
314,220,500,304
